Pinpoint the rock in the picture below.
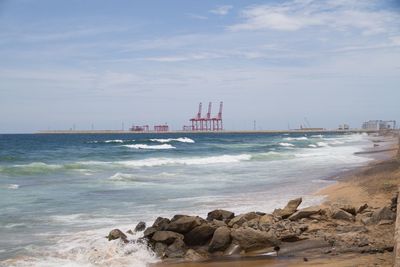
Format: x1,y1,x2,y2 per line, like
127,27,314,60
273,198,302,219
211,219,227,228
154,242,168,257
209,226,231,252
279,231,301,242
259,214,275,225
126,229,134,235
378,220,394,225
331,208,354,221
391,193,398,210
184,224,216,246
134,221,146,232
357,204,369,214
107,229,128,242
288,206,320,221
228,212,259,227
185,249,205,261
370,207,396,224
152,231,184,245
166,216,203,234
339,205,357,216
207,210,234,221
152,217,170,231
165,238,187,258
231,227,279,251
143,227,157,238
223,243,242,256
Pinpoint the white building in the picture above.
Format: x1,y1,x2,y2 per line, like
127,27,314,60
361,120,396,130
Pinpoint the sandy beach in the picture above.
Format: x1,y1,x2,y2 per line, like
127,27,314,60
149,134,400,267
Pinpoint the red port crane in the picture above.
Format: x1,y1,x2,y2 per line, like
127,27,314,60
212,101,223,131
190,102,202,131
204,102,212,131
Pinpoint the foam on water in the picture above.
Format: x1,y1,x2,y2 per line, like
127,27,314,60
279,142,295,147
284,137,308,141
88,140,135,144
122,144,176,150
149,137,195,143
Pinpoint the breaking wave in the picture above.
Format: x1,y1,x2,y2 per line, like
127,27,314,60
122,144,176,150
284,137,308,141
88,140,135,144
279,142,295,147
117,154,252,168
149,137,195,143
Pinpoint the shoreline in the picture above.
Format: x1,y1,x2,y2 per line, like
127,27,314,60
144,134,400,267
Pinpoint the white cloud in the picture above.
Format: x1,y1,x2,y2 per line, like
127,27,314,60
210,5,233,16
186,13,208,20
229,0,400,34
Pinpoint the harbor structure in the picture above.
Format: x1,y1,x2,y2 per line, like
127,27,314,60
186,102,223,131
361,120,396,130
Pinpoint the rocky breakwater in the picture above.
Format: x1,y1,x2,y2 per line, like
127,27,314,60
106,195,397,263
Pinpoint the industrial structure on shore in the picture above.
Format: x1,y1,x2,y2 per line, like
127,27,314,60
183,102,223,131
361,120,396,131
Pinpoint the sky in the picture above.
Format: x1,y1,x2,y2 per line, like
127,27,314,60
0,0,399,133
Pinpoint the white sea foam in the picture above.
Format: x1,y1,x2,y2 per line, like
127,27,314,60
118,154,252,168
316,142,329,147
284,137,308,141
149,137,195,143
2,227,158,267
279,142,295,147
123,144,176,150
308,144,318,148
310,134,324,138
88,140,134,144
7,184,20,189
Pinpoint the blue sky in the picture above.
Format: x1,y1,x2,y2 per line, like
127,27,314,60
0,0,399,133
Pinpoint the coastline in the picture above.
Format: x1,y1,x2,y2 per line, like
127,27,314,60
147,134,400,267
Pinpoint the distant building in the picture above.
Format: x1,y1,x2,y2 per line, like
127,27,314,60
361,120,396,130
338,124,350,130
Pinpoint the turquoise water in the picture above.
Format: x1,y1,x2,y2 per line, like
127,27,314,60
0,133,372,266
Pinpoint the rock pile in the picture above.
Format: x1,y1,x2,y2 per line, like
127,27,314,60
106,196,397,262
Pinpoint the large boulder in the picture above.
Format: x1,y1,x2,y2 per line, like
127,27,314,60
273,198,302,219
152,217,170,231
259,214,275,225
370,207,396,224
165,238,187,258
107,229,127,242
184,249,206,261
154,242,168,257
166,216,203,234
207,209,235,221
134,221,146,232
339,205,357,216
331,208,355,221
230,227,279,251
208,226,231,252
288,206,320,221
152,231,184,245
143,227,157,238
184,224,216,246
228,212,260,227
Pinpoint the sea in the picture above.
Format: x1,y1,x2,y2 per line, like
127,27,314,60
0,132,374,266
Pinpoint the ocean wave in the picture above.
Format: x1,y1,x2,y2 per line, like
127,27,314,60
284,137,308,141
123,144,176,150
310,134,324,138
308,144,318,148
279,142,295,147
88,139,135,144
109,172,137,181
316,142,329,147
0,162,64,176
118,154,252,168
149,137,195,143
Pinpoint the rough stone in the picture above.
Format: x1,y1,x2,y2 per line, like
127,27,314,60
223,243,242,256
184,224,216,246
331,208,355,221
143,227,157,238
107,229,127,242
207,210,235,221
152,231,184,245
134,221,146,232
288,206,320,221
154,242,168,257
209,226,231,252
339,205,357,216
231,227,279,251
185,249,205,261
370,206,396,224
259,214,275,225
152,217,170,231
228,212,259,227
357,203,369,214
273,198,302,219
165,238,187,258
166,216,203,234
